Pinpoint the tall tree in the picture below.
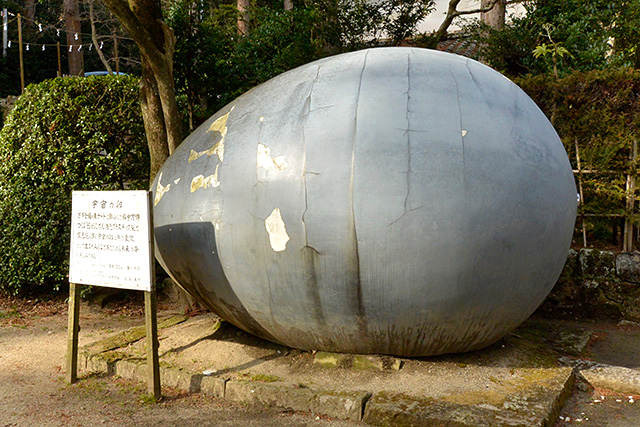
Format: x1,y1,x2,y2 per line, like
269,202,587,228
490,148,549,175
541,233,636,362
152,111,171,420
238,0,250,34
480,0,505,29
25,0,37,29
101,0,199,311
64,0,84,75
101,0,182,181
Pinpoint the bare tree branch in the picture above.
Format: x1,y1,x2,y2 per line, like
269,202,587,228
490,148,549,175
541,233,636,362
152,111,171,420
89,0,113,73
429,0,500,48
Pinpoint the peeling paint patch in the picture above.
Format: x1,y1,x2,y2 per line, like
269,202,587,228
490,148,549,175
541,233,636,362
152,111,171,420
257,143,287,171
188,149,200,163
265,208,290,252
209,139,225,162
461,130,468,137
189,106,235,163
208,106,234,135
173,178,181,185
190,165,220,193
154,173,171,206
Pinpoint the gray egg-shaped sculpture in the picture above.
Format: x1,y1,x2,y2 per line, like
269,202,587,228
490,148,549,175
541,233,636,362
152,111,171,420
152,47,576,357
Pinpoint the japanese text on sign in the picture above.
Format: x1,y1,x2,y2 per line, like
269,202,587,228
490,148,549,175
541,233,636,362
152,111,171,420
69,191,153,291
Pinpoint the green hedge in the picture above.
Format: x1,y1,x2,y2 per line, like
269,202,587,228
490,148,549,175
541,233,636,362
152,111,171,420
516,68,640,244
0,75,148,295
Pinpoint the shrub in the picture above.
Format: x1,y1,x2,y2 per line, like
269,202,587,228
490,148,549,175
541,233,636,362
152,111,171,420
0,75,148,295
516,68,640,246
463,0,640,78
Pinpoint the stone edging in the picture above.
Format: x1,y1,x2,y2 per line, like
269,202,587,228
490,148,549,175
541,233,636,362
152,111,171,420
81,352,369,421
80,352,576,426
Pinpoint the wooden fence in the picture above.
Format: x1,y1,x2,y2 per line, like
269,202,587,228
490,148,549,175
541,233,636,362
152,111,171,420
574,139,638,251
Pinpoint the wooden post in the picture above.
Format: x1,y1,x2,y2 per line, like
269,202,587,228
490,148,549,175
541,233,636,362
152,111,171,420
66,283,81,384
17,14,24,93
145,289,161,398
575,140,587,247
624,140,637,252
145,191,161,399
3,8,8,58
57,42,62,77
114,34,120,74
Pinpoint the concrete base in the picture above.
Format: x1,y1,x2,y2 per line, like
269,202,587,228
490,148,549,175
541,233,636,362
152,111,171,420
78,314,600,426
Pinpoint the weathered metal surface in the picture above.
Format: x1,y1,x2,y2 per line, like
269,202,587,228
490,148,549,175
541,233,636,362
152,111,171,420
152,47,576,357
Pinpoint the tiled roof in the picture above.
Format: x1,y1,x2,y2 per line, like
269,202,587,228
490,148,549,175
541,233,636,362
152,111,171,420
435,37,480,58
400,33,481,59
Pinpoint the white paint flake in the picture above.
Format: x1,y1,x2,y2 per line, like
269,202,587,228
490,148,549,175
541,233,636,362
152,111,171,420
257,143,287,171
190,165,220,193
189,106,235,163
265,208,290,252
154,173,170,206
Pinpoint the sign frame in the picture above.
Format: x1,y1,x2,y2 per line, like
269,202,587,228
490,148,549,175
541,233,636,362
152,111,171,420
69,190,153,292
66,190,160,399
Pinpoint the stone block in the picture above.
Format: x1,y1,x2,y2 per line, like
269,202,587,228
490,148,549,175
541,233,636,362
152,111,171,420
581,365,640,395
225,380,314,409
115,359,145,381
353,355,384,371
616,252,640,284
81,354,109,374
312,390,369,421
364,367,574,427
313,352,346,368
200,375,226,398
579,249,615,278
363,393,494,427
225,380,367,421
313,352,400,371
159,366,196,392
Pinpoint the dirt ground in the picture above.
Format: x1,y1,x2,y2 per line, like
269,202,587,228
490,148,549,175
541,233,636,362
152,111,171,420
0,295,360,427
4,294,640,426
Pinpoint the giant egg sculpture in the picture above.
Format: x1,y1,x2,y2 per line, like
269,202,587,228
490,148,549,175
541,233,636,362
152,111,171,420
152,47,576,357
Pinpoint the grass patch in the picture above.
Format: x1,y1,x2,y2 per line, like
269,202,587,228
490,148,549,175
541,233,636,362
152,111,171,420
0,308,20,319
139,393,160,405
250,373,281,383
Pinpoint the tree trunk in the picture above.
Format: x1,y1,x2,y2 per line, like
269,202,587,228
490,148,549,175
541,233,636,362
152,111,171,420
24,0,37,31
101,0,199,313
481,0,506,30
140,58,169,180
64,0,84,76
101,0,183,170
238,0,249,35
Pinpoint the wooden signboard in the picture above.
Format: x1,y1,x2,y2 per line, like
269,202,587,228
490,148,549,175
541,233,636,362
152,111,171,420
66,191,160,399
